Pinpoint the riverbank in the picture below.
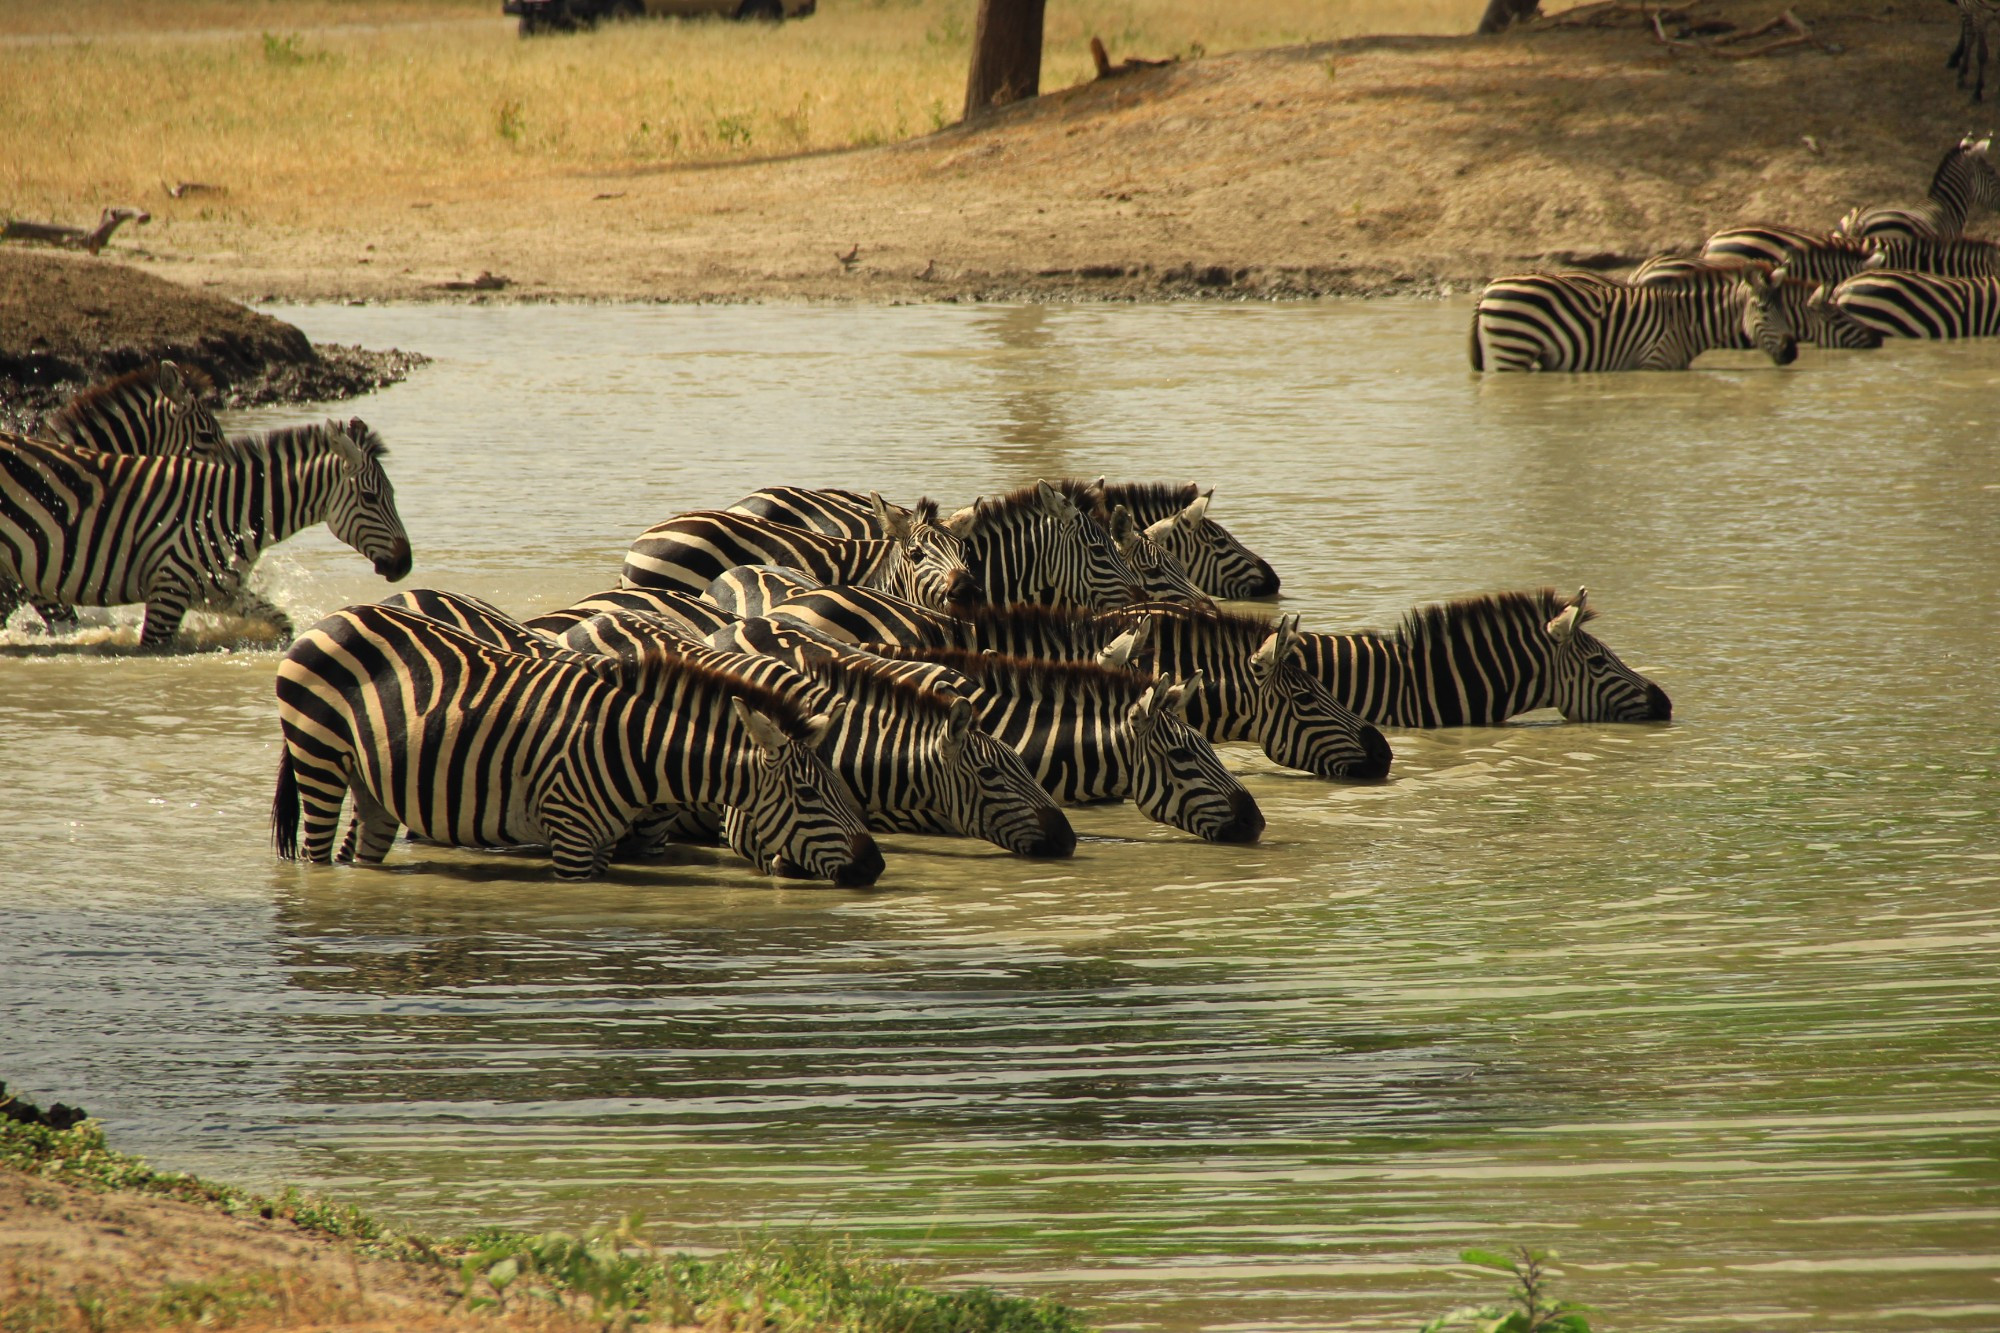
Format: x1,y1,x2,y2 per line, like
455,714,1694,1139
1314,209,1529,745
1,0,1967,307
0,1110,1088,1333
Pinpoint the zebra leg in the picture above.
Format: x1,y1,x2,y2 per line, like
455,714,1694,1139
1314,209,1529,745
138,597,191,652
341,788,402,864
30,600,79,629
292,767,350,865
549,828,611,881
212,584,295,642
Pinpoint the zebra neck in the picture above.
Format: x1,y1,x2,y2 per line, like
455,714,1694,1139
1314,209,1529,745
972,682,1132,800
222,438,345,556
1397,616,1554,725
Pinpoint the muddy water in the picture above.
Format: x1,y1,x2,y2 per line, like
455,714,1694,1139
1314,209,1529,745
3,302,1997,1332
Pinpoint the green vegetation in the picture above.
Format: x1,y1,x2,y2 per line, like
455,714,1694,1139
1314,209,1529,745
1,1116,1091,1333
1421,1248,1595,1333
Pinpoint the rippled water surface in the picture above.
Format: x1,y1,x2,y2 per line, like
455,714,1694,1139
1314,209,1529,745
4,302,1998,1331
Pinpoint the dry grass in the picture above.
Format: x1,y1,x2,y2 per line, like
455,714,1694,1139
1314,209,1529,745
0,0,1483,225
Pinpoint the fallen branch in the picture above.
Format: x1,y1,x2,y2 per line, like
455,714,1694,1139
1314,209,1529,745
0,206,150,255
1090,36,1177,80
1536,1,1694,29
1651,7,1822,58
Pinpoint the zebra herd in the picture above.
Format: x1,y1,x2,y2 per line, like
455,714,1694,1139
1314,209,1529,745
0,362,1673,888
1472,136,2000,369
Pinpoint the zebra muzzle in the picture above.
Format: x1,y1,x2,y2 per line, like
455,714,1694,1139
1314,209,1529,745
375,539,413,582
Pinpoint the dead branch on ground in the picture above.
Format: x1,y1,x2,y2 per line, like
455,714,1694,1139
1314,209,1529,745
1651,8,1824,59
1090,36,1177,80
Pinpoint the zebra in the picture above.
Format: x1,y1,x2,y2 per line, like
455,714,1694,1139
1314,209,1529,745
1950,3,2000,102
939,480,1145,608
622,510,971,608
1837,137,2000,242
705,564,825,618
1631,258,1881,350
40,362,228,457
1829,269,2000,338
1047,477,1207,605
769,592,1392,780
1698,225,1873,286
0,421,412,649
1865,235,2000,278
871,646,1264,843
1291,588,1670,726
554,608,1076,857
1471,265,1797,371
272,603,881,884
523,586,738,640
1089,480,1280,599
727,485,914,537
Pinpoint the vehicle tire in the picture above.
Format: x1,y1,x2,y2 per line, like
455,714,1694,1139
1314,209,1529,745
735,0,783,21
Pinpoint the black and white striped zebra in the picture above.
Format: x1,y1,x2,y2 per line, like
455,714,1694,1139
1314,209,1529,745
1293,588,1670,726
726,486,970,607
705,564,824,618
939,481,1146,608
552,608,1076,857
523,586,738,640
1631,258,1881,349
0,421,412,649
1838,137,2000,242
1471,265,1798,371
873,646,1264,843
1865,235,2000,277
622,510,971,608
1698,225,1872,286
1829,269,2000,338
273,603,881,884
41,362,227,457
768,592,1393,780
1090,480,1280,599
1046,478,1208,605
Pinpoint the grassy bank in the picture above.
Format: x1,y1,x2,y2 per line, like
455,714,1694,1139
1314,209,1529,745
0,1116,1089,1333
0,0,1480,226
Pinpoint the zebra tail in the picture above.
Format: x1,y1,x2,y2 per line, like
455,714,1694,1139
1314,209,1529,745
1468,310,1485,372
272,749,300,860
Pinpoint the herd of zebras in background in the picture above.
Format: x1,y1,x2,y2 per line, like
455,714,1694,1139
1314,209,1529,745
1473,135,2000,370
0,364,1671,885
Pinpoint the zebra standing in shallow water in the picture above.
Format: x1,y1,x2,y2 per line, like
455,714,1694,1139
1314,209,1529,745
1090,481,1280,599
0,421,412,648
41,362,227,457
941,481,1145,608
1291,589,1670,727
622,510,971,608
273,604,881,884
1699,225,1872,286
1839,137,2000,242
1864,236,2000,278
1631,258,1880,349
1829,269,2000,338
1471,265,1797,371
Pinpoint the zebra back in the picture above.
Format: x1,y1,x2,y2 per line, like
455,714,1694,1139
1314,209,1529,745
1093,480,1279,599
1868,236,2000,278
1698,226,1871,285
705,563,825,618
41,362,227,457
1830,270,2000,338
727,485,913,539
1293,587,1670,727
523,586,738,639
941,481,1145,609
623,510,954,606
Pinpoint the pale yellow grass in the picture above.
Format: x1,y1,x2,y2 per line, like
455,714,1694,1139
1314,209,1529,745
0,0,1483,226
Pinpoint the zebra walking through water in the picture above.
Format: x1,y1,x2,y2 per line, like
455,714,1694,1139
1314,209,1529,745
1631,258,1881,349
0,421,412,648
273,603,882,884
40,362,228,457
1471,265,1797,371
1290,588,1670,726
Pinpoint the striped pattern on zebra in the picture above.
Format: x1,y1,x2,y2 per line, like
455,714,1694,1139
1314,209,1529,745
1471,265,1798,371
1838,137,2000,242
41,363,227,457
0,421,412,649
1866,236,2000,278
874,646,1264,843
622,510,970,608
768,591,1393,780
557,608,1075,857
727,486,913,538
523,586,737,640
1829,269,2000,338
1292,588,1670,726
1631,258,1881,349
705,564,824,618
1091,480,1280,599
374,588,619,670
940,481,1145,608
1043,477,1207,605
1697,225,1872,286
273,603,881,883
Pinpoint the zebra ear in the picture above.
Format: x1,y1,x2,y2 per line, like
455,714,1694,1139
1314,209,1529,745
946,695,977,739
943,504,977,538
1035,479,1074,519
326,422,368,473
156,361,194,407
1545,591,1586,644
1108,505,1139,549
1251,616,1301,679
1142,512,1177,544
731,697,791,753
872,492,912,542
1863,250,1887,270
1183,490,1211,526
803,705,841,746
1169,669,1205,718
1097,615,1153,669
1127,683,1160,728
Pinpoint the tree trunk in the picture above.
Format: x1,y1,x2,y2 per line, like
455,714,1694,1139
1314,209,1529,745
1476,0,1539,34
963,0,1047,120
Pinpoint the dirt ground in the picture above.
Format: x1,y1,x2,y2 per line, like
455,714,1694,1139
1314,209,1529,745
80,0,1982,306
0,1168,588,1332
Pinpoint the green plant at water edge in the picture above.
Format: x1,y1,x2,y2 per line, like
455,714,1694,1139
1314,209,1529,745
1420,1247,1594,1333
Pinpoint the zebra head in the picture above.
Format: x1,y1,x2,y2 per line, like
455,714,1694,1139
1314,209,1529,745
324,421,413,582
1738,267,1799,366
723,698,884,886
1125,672,1264,843
927,695,1077,857
1542,588,1672,723
1141,490,1280,599
948,481,1145,609
1245,615,1393,780
1108,504,1212,606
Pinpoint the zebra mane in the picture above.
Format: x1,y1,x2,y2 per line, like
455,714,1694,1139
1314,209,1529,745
881,645,1155,701
1385,589,1593,650
913,497,942,525
219,419,389,463
1095,480,1199,514
949,600,1106,640
955,482,1081,531
1932,140,1983,196
1110,601,1279,647
794,649,966,720
50,362,214,427
1049,478,1113,519
615,642,816,739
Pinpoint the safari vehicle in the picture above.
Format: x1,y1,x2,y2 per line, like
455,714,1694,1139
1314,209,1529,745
506,0,814,34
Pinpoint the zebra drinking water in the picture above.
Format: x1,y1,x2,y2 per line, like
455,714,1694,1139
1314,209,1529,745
940,481,1145,608
1291,588,1671,726
1829,269,2000,338
1471,265,1797,371
1631,258,1881,349
273,603,881,884
0,420,412,649
623,510,971,608
1091,481,1280,599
